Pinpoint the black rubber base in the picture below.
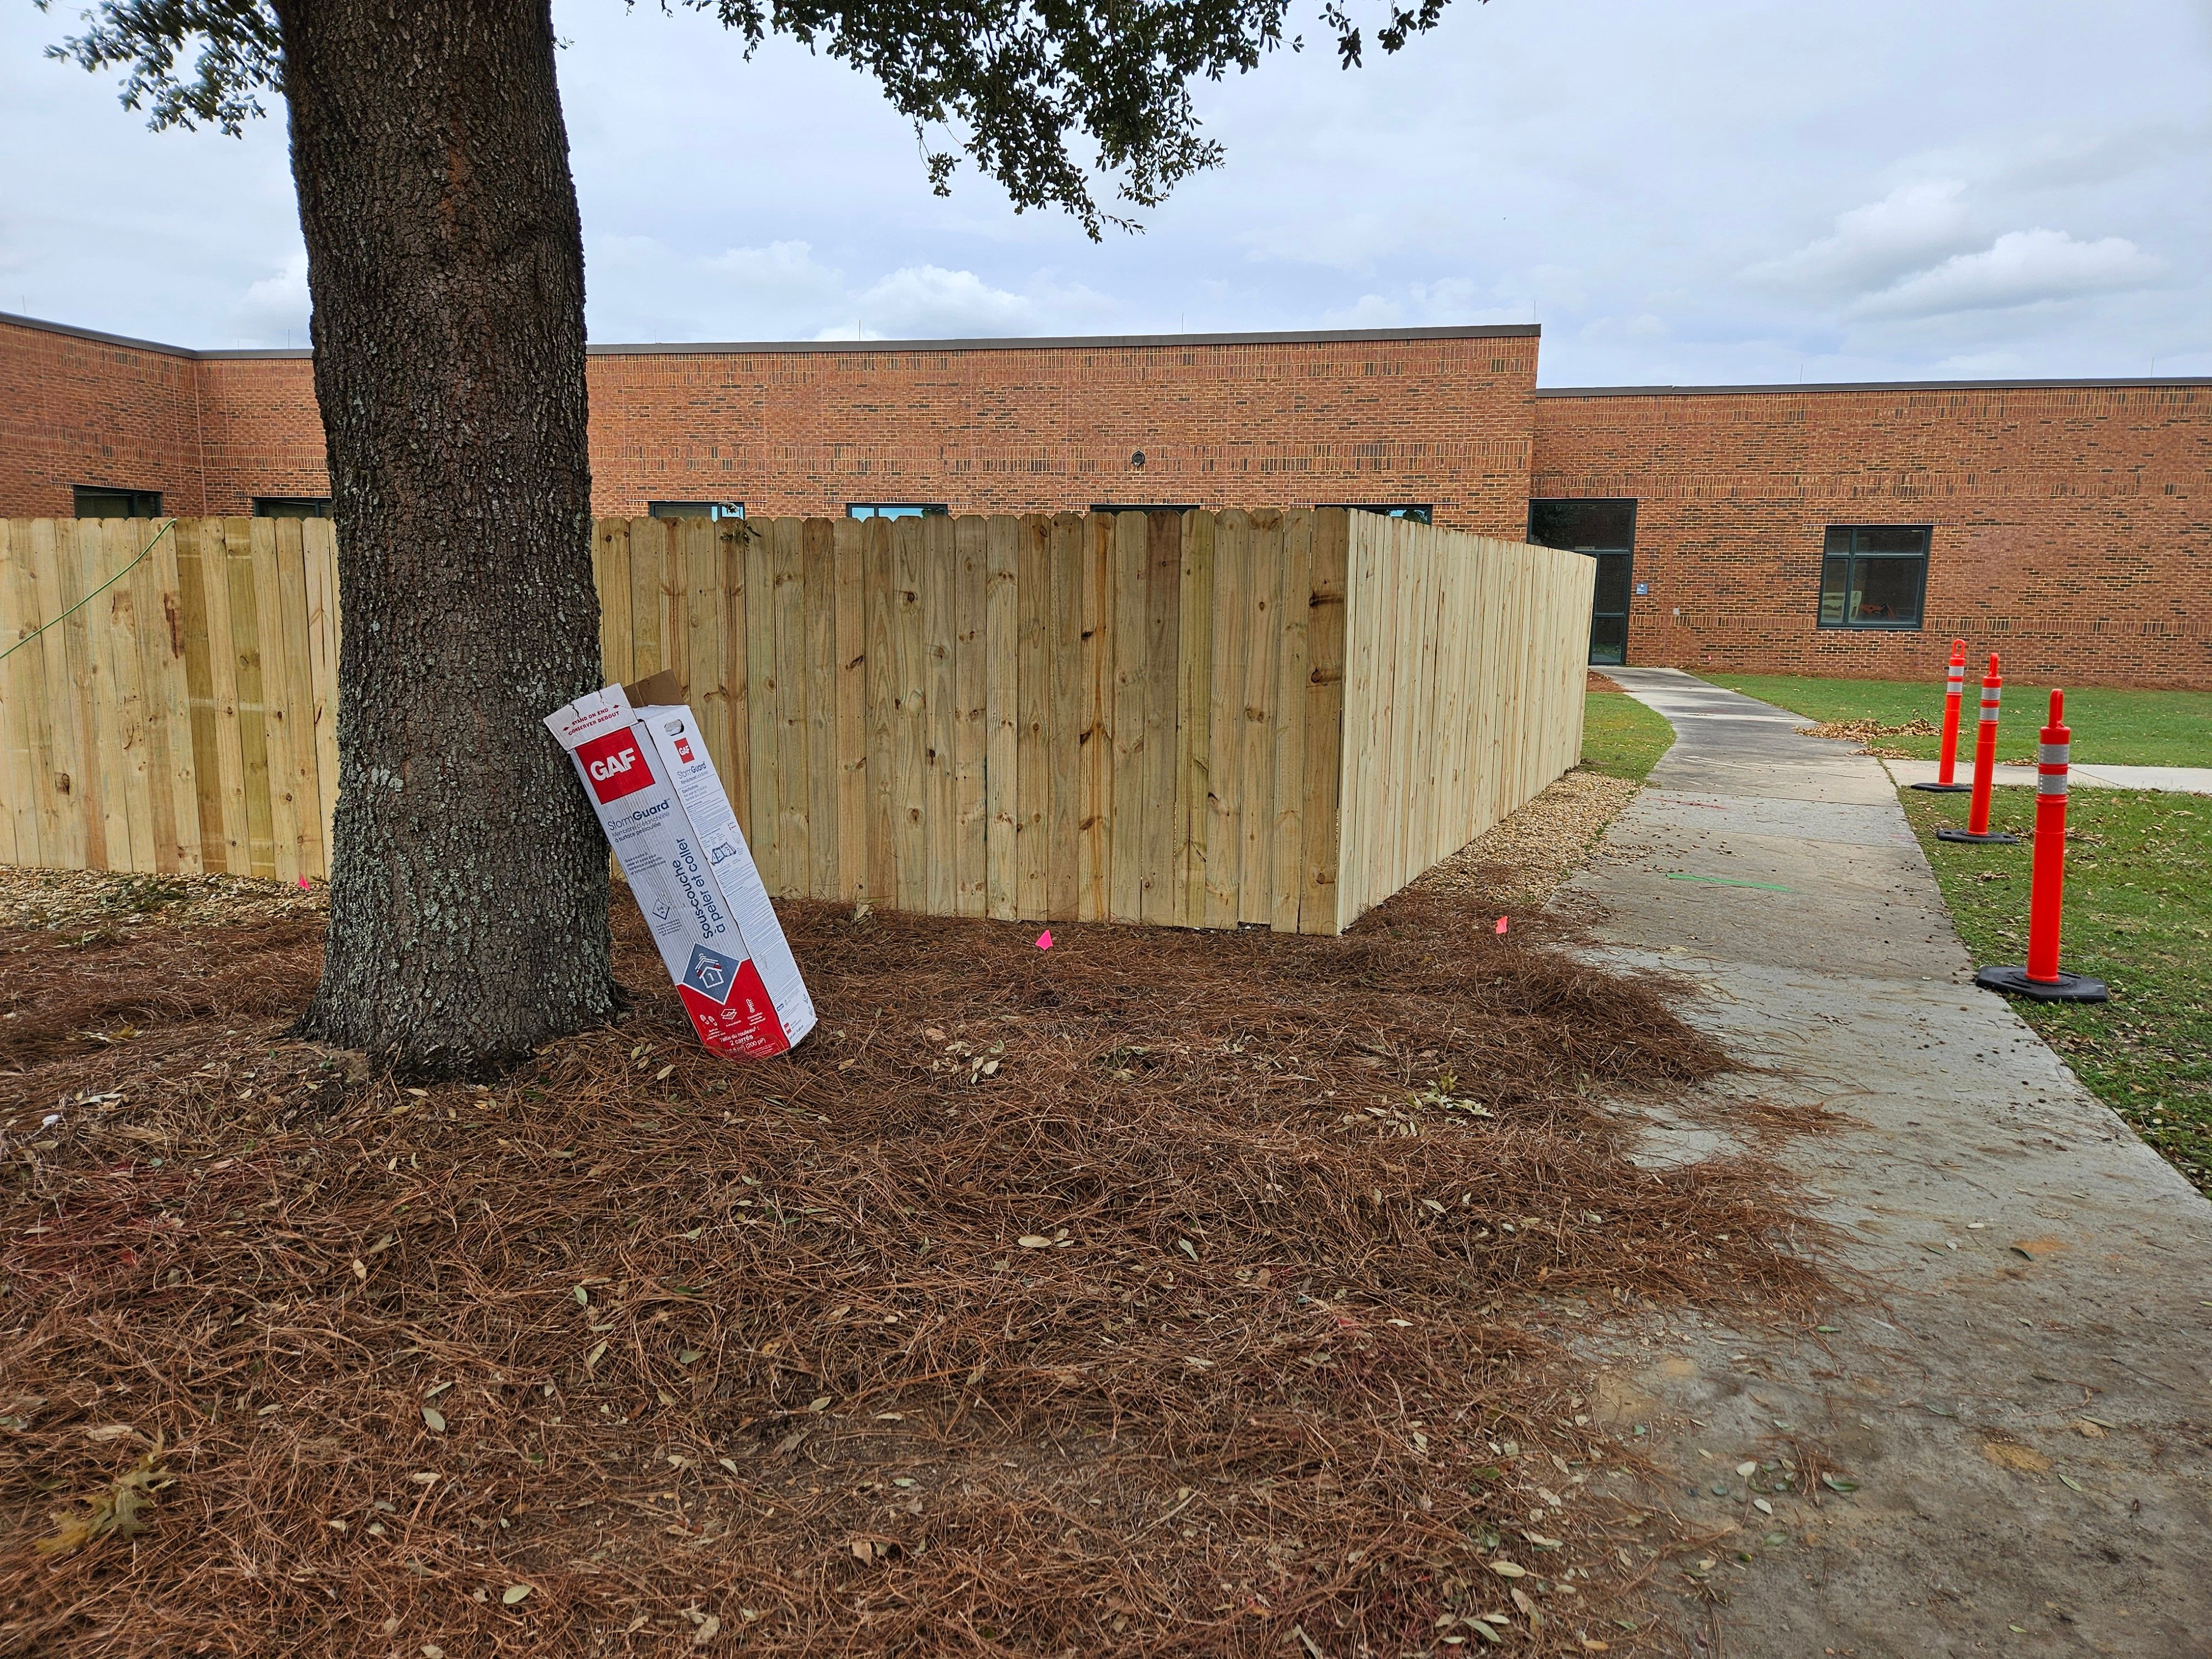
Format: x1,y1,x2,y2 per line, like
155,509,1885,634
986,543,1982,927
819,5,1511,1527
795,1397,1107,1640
1910,781,1973,793
1936,827,2020,845
1975,964,2109,1003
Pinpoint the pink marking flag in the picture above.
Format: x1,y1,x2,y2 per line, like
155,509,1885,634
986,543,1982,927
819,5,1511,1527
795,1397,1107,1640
1036,930,1054,950
1495,916,1508,935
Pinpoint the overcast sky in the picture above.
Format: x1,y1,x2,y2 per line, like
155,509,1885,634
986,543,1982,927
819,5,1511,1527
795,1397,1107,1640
3,0,2207,384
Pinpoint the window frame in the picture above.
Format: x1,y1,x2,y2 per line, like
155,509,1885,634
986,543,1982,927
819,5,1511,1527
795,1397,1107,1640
253,496,332,518
646,500,746,520
1315,503,1433,525
72,485,163,518
1815,524,1932,632
847,503,948,520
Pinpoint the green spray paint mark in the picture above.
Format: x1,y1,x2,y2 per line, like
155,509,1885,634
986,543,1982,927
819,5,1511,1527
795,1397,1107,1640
1662,872,1796,893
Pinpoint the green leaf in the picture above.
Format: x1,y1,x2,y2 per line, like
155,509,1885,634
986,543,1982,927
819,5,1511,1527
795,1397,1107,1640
421,1405,446,1433
573,1285,589,1306
1820,1473,1858,1494
584,1341,607,1373
2058,1471,2085,1492
502,1584,533,1605
678,1349,703,1365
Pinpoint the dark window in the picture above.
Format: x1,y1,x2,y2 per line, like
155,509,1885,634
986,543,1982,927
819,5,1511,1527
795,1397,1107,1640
74,486,162,518
1527,499,1635,552
1317,503,1433,525
847,503,947,519
648,500,745,519
1818,525,1928,629
1089,504,1198,515
1528,498,1637,667
254,497,331,518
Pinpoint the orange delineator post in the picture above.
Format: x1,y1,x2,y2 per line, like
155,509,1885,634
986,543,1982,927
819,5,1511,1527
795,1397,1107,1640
2027,691,2070,982
1974,690,2107,1003
1911,640,1973,793
1937,652,2019,846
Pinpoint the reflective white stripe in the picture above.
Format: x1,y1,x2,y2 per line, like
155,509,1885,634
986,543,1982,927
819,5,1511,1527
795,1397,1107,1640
2038,742,2069,766
2038,773,2068,795
1946,669,1966,684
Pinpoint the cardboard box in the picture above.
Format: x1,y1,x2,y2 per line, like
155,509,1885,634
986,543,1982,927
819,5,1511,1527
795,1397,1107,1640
545,672,816,1058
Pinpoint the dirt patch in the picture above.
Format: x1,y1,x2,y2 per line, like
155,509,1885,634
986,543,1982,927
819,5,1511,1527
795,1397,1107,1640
1794,717,1937,759
1587,670,1625,693
1,875,1822,1656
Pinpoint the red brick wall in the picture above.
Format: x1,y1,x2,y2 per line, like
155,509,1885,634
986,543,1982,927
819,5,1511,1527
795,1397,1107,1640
194,354,327,513
0,315,206,516
5,309,2207,688
1533,383,2211,690
583,333,1538,534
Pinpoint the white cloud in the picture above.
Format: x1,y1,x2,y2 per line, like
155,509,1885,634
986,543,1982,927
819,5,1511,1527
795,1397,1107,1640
1747,181,1981,294
1320,276,1535,332
847,264,1042,337
232,252,310,346
1850,228,2163,319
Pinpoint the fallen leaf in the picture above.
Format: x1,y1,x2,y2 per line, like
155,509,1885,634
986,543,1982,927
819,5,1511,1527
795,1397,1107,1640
82,1425,139,1443
1820,1472,1860,1493
2075,1421,2106,1438
573,1286,589,1306
1978,1440,2048,1476
692,1614,721,1645
2058,1471,2085,1492
1178,1238,1199,1260
1735,1461,1756,1478
655,1065,675,1082
584,1342,607,1373
678,1349,704,1365
421,1406,446,1433
1753,1498,1774,1515
502,1584,532,1605
1489,1559,1526,1578
1017,1235,1052,1249
1510,1587,1536,1617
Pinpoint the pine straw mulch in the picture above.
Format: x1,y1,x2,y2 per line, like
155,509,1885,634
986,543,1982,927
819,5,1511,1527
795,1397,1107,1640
1,863,1828,1658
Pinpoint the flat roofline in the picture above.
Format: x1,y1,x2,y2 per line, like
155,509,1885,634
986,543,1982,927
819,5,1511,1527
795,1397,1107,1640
588,324,1541,356
1,310,1538,361
1539,377,2210,396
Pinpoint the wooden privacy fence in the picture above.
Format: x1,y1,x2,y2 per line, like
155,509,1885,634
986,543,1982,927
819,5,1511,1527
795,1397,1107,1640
0,517,338,885
0,510,1592,934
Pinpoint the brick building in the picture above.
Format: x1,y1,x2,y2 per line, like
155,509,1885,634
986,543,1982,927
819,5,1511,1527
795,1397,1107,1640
4,309,2205,687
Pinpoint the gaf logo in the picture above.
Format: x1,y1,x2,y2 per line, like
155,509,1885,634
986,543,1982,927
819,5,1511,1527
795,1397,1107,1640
576,727,655,804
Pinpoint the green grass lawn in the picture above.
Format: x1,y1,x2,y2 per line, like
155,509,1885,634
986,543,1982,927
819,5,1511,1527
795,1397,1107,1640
1582,688,1675,781
1902,786,2212,1196
1705,672,2212,768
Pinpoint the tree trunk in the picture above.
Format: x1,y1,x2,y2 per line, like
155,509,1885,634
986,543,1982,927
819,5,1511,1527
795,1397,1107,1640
279,0,614,1076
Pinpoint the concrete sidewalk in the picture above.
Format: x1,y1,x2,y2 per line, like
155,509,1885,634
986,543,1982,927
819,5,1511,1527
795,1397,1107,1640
1560,668,2212,1657
1881,757,2212,794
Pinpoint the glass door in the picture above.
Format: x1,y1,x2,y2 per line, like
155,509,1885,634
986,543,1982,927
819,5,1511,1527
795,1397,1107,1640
1589,550,1631,666
1527,499,1637,666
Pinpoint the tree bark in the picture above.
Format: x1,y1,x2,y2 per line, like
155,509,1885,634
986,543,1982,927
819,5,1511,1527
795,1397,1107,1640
280,0,614,1075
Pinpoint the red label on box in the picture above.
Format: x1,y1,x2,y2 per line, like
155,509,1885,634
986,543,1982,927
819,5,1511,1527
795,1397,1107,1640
676,958,793,1058
576,727,655,803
